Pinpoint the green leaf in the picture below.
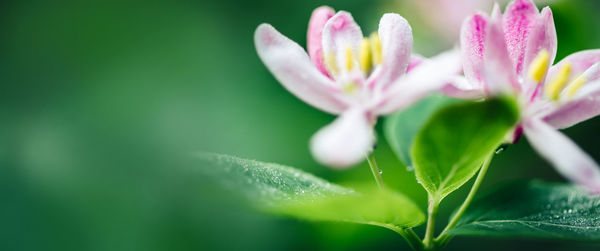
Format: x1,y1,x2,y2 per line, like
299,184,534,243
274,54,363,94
384,95,460,169
448,180,600,240
411,98,519,201
197,153,425,228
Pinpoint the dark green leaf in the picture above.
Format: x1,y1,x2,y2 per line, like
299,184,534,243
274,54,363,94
197,153,425,228
411,98,519,201
449,180,600,240
384,95,459,169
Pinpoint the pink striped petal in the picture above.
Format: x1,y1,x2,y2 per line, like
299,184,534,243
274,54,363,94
503,0,540,75
522,7,557,84
307,6,335,77
322,11,363,72
310,108,374,168
255,24,348,114
523,118,600,194
483,18,520,95
460,13,490,85
368,13,412,87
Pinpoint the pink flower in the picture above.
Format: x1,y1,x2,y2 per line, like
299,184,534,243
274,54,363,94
255,6,460,168
456,0,600,192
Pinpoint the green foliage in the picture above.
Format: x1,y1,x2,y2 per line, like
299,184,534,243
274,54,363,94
199,153,425,229
384,95,460,169
411,98,519,201
449,180,600,240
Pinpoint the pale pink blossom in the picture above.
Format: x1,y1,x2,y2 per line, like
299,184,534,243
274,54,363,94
455,0,600,192
255,6,460,168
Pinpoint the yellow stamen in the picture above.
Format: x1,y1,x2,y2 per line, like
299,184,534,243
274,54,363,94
545,63,572,100
345,46,354,71
369,33,382,65
359,38,371,72
566,75,587,98
324,51,338,75
528,49,550,83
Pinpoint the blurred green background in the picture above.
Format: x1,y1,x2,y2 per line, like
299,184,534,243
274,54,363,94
2,0,600,250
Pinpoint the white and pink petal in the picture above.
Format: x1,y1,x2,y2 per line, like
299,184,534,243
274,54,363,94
374,49,462,115
368,13,413,88
307,6,336,77
460,13,490,85
547,50,600,85
322,11,363,73
503,0,540,75
523,118,600,194
483,18,521,95
310,108,375,168
255,24,349,114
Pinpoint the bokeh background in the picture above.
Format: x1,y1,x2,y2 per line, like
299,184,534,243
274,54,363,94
2,0,600,250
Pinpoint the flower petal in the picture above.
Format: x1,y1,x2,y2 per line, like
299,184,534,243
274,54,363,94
543,80,600,129
310,108,374,168
308,6,336,77
503,0,540,75
460,13,490,85
374,49,462,115
441,76,486,99
255,24,349,114
407,54,425,73
522,7,557,82
523,118,600,193
368,13,413,87
547,50,600,85
322,11,363,72
483,18,520,95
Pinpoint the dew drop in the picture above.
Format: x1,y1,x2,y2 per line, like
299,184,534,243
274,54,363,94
378,170,383,175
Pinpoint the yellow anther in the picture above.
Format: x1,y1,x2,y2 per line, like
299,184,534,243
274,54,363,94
528,49,550,83
324,51,339,75
566,75,587,98
369,33,382,65
545,63,572,101
345,46,354,71
359,38,371,72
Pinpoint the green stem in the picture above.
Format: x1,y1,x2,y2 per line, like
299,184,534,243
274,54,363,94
435,152,494,245
366,154,385,189
423,197,439,249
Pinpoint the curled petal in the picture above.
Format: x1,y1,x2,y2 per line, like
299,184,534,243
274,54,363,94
523,118,600,193
375,49,462,115
322,11,364,71
368,13,413,87
310,108,374,168
308,6,336,77
460,13,490,85
503,0,540,75
255,24,348,114
483,18,520,95
543,79,600,129
547,50,600,85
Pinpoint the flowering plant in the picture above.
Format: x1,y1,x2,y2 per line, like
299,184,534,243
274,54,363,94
202,1,600,250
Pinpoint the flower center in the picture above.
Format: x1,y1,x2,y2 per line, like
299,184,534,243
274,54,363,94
323,32,383,79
